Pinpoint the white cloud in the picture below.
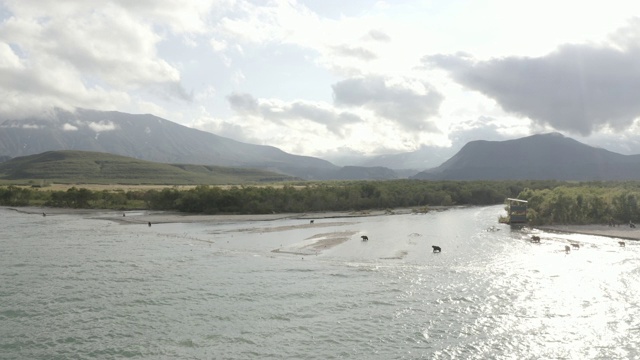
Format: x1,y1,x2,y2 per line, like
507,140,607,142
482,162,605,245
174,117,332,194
221,90,441,156
194,86,217,102
332,76,443,132
0,122,42,129
0,0,201,119
87,121,118,132
211,1,394,76
227,92,361,136
3,0,218,34
0,42,23,69
62,123,78,131
331,45,377,61
210,38,228,52
3,0,640,160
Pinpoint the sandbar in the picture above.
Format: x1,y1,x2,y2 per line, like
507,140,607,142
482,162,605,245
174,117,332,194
537,224,640,241
272,231,358,255
7,206,421,225
11,206,640,242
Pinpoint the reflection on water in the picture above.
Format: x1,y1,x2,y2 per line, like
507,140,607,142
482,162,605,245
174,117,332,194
0,205,639,359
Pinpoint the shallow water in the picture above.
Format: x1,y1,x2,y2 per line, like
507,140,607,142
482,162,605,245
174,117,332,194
1,206,639,359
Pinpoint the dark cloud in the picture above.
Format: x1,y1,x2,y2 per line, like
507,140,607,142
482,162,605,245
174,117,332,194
226,92,361,136
332,76,443,131
425,42,640,136
227,92,259,113
366,29,391,42
147,82,193,102
287,102,361,133
332,45,377,60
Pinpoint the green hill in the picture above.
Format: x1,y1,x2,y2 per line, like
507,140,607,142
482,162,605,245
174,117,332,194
0,150,296,185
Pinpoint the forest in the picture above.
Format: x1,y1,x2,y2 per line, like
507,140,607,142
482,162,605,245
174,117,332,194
0,180,548,212
517,182,640,225
3,180,640,225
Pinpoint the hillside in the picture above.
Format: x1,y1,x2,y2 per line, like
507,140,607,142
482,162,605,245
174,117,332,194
0,109,339,179
0,109,400,180
0,150,296,185
412,132,640,180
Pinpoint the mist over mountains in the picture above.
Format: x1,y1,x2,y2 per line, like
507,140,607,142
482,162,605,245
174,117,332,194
2,109,640,181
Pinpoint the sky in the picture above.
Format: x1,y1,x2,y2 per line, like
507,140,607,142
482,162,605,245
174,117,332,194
2,0,640,163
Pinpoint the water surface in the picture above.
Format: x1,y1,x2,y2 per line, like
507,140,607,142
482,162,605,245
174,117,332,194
1,206,638,359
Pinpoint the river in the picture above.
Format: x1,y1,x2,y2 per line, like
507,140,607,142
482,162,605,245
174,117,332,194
1,205,639,359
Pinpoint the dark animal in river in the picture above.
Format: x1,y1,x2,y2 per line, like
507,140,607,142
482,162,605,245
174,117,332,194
619,241,626,247
148,222,151,227
571,243,580,249
310,220,314,224
565,245,571,253
630,221,636,228
361,235,368,241
42,212,46,217
432,245,441,253
530,235,540,243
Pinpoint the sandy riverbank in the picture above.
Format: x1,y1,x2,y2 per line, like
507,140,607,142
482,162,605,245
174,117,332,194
5,206,373,255
9,206,423,224
12,205,640,241
537,224,640,240
12,205,640,240
7,206,434,255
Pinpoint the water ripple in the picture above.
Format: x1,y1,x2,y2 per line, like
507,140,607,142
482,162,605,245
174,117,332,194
2,206,640,359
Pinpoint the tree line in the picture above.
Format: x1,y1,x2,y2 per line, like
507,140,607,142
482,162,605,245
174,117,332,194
0,185,145,209
518,182,640,225
6,180,639,224
142,180,532,213
0,180,555,214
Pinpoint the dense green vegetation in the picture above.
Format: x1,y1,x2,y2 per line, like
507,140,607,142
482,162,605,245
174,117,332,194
6,179,640,225
142,180,536,213
0,185,148,209
518,182,640,225
0,150,295,185
0,179,559,214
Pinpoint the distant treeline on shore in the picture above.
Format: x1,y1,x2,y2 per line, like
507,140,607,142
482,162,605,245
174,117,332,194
3,180,640,224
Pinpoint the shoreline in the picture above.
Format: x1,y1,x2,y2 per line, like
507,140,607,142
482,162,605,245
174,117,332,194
5,206,439,225
536,224,640,241
6,206,428,255
9,205,640,241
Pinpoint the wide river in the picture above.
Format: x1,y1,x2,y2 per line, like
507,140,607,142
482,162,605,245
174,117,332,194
1,205,639,359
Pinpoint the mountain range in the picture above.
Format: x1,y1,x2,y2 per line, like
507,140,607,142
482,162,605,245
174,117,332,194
2,109,640,181
0,109,390,180
412,132,640,180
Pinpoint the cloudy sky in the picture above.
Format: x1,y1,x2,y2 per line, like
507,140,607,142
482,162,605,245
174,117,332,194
2,0,640,163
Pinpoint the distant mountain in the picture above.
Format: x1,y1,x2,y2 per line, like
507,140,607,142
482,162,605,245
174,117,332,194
358,147,454,171
334,166,398,180
0,109,398,180
0,150,296,184
412,132,640,180
324,146,456,177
